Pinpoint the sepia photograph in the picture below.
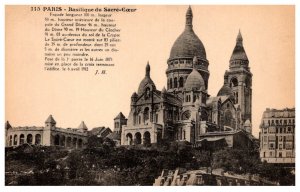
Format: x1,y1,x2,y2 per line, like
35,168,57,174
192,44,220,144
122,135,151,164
4,3,296,188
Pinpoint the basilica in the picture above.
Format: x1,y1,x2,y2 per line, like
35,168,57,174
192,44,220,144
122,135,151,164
115,6,253,146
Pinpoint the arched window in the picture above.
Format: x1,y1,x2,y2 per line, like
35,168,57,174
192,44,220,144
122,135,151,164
54,135,60,146
13,134,18,145
9,135,12,146
73,138,77,148
126,133,133,145
35,134,41,145
157,131,162,144
174,77,178,88
66,137,72,148
60,135,66,147
19,134,25,145
224,110,233,127
145,87,150,99
170,78,173,89
78,139,83,148
26,134,32,144
179,77,184,87
230,77,238,88
134,132,142,145
144,107,149,123
201,111,208,121
143,131,151,146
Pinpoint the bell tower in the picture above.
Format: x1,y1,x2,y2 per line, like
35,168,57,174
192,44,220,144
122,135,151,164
226,30,252,125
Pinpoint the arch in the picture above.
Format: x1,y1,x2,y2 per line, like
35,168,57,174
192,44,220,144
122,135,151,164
224,110,233,127
201,111,208,121
134,132,142,145
26,134,33,144
54,134,60,146
9,135,12,146
174,77,178,88
66,137,72,148
143,131,151,146
179,77,184,87
169,78,173,89
145,87,151,99
73,138,77,148
13,134,18,145
19,134,25,145
144,107,150,123
126,133,133,145
157,131,162,144
230,77,238,88
193,95,197,102
35,134,41,145
60,135,66,147
78,139,83,148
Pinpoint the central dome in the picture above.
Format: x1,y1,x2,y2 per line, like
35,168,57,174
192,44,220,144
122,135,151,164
169,6,207,61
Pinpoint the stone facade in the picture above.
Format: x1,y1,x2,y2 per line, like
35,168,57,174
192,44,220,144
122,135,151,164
119,6,253,146
5,115,88,149
259,108,295,163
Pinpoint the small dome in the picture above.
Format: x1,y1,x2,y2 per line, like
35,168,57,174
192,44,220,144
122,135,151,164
169,7,206,61
244,119,251,126
137,77,156,95
217,85,234,97
184,68,205,91
137,63,156,95
131,92,138,98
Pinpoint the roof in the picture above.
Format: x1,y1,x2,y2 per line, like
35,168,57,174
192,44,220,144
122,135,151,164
184,68,205,91
107,131,121,140
198,137,226,142
5,121,12,129
169,7,206,61
206,96,219,107
45,115,56,124
230,30,248,61
217,84,234,97
89,127,112,137
78,121,88,130
114,112,126,120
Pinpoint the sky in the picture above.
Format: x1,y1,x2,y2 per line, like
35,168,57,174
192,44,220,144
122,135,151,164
5,5,295,138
